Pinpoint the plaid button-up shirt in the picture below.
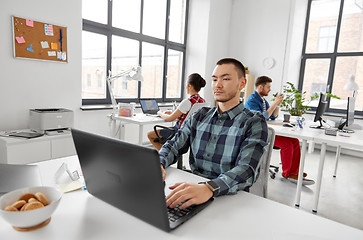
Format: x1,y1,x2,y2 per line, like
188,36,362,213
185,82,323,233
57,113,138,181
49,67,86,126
159,102,268,196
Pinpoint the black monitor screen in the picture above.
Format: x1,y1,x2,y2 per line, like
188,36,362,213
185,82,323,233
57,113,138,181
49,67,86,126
310,93,328,129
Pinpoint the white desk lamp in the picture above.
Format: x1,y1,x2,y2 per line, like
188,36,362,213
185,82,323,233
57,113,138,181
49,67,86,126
106,66,143,114
343,75,359,97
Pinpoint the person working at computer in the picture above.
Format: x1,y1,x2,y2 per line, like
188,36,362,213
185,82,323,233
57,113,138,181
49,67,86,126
147,73,206,150
244,76,314,185
159,58,268,210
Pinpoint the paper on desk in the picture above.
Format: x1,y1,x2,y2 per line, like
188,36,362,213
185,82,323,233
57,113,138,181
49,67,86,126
57,180,84,193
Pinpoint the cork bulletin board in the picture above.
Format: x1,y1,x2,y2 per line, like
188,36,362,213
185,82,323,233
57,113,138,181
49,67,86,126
12,16,68,63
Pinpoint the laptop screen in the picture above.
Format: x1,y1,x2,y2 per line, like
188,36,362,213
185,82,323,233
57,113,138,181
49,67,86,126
139,99,159,114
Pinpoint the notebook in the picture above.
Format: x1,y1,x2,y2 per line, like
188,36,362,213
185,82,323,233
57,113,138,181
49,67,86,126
0,164,42,194
139,99,160,116
71,128,213,232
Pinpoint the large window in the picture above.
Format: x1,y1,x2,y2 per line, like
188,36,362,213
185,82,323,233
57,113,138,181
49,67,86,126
82,0,189,105
300,0,363,115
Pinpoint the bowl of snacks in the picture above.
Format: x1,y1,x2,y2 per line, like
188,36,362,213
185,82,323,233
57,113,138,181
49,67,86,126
0,186,62,231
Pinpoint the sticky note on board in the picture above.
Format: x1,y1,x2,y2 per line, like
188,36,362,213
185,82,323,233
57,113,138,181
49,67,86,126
51,42,58,50
40,41,49,48
26,19,34,27
62,52,67,61
15,36,26,44
48,51,56,56
44,24,54,36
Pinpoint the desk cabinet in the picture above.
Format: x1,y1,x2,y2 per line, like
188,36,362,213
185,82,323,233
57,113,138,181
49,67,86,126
0,133,76,164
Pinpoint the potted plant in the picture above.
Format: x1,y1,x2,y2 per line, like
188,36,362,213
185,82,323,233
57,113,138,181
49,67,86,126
273,82,340,116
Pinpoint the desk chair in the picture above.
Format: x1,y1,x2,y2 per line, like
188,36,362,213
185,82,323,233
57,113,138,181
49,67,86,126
250,127,275,198
153,102,209,147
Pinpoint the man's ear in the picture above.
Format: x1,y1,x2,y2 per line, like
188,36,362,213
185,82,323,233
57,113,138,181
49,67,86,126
239,76,246,91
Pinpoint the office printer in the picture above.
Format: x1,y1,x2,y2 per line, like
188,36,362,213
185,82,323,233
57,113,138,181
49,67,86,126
29,108,74,134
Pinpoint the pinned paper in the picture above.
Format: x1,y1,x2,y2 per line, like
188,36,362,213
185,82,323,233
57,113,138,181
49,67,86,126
26,44,34,52
57,51,62,60
62,52,67,61
51,42,58,50
26,19,34,27
44,24,54,36
40,41,49,48
15,36,26,44
48,51,56,56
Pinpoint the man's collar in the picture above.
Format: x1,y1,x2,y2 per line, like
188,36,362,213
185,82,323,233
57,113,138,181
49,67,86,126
213,102,244,119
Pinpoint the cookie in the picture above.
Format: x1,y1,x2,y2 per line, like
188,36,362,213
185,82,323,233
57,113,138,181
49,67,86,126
11,200,26,209
28,198,40,203
35,192,49,206
4,205,19,211
23,202,44,211
18,193,36,202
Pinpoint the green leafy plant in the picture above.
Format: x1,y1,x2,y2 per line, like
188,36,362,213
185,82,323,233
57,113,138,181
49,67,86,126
272,82,340,116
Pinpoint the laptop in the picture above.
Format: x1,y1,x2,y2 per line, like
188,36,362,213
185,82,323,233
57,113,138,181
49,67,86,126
71,128,212,232
139,99,160,116
0,164,42,194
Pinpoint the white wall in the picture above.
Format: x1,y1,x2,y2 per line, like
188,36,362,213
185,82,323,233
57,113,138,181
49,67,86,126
228,0,293,101
0,0,82,131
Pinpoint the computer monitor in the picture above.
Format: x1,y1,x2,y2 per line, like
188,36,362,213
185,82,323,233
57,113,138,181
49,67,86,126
310,93,328,129
338,97,355,133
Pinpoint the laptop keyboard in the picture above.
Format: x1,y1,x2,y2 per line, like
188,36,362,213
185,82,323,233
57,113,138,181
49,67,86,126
167,202,194,222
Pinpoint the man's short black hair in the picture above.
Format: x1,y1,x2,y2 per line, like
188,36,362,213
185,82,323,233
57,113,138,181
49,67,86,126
216,58,245,78
255,76,272,88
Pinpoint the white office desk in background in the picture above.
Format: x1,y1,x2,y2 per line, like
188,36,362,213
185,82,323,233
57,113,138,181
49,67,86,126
108,113,173,145
269,120,363,213
1,156,363,239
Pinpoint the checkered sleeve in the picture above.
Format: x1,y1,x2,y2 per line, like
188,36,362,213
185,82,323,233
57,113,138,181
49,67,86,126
212,112,268,195
159,121,191,168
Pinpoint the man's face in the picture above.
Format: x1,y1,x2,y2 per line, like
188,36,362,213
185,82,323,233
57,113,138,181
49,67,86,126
259,82,271,97
212,63,246,103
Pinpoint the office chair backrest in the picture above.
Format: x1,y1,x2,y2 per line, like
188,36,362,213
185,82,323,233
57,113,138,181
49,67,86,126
249,127,275,198
181,102,210,128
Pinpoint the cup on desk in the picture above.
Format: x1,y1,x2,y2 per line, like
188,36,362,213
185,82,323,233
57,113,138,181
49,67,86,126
283,114,290,122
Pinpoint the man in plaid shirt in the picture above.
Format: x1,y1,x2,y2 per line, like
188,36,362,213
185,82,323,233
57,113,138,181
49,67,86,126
159,58,268,210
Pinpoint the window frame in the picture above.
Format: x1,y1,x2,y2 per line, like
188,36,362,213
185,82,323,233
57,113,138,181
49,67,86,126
299,0,363,116
82,0,189,105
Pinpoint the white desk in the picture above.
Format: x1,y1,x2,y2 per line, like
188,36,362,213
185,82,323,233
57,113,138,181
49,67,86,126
108,113,171,145
269,121,363,213
1,156,363,239
311,129,363,213
268,122,321,209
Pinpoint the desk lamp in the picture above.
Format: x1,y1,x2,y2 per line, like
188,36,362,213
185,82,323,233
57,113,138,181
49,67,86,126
106,66,143,114
343,75,359,97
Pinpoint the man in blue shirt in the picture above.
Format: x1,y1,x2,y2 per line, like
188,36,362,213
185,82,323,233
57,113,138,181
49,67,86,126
159,58,268,210
245,76,314,185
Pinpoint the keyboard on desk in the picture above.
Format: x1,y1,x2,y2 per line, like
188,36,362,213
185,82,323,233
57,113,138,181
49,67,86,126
167,199,213,229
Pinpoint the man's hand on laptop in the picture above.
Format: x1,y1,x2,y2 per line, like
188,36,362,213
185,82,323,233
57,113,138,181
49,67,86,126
166,182,213,210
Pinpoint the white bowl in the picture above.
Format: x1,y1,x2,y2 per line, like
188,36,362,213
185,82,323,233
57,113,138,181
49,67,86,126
0,186,62,228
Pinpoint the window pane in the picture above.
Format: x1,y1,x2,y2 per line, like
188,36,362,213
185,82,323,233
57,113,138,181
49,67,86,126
302,59,331,107
141,43,164,98
82,31,107,99
305,0,340,53
169,0,186,43
332,56,363,110
337,0,363,52
82,0,108,24
166,49,183,98
112,0,141,32
111,36,140,99
143,0,167,39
